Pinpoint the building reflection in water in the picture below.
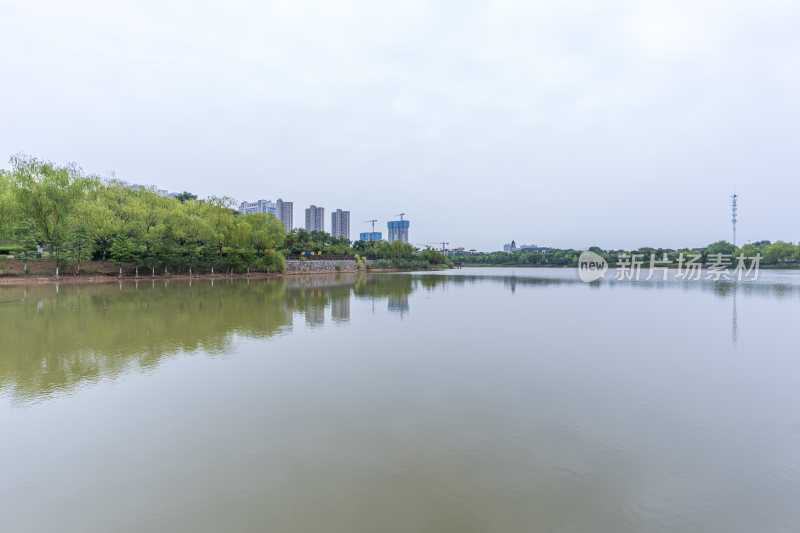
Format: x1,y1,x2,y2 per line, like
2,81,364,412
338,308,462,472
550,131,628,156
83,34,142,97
0,273,435,402
732,287,738,345
387,295,409,317
331,297,350,323
304,304,325,327
5,271,798,403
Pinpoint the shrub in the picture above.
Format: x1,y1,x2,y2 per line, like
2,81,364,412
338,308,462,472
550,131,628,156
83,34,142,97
420,247,450,265
259,253,286,273
335,264,343,271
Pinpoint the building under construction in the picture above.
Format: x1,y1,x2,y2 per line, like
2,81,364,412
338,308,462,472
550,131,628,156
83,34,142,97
387,219,410,243
359,231,382,241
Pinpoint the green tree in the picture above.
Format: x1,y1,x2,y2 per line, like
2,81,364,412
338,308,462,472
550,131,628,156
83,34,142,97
420,247,449,265
7,155,89,262
737,243,759,259
127,188,168,257
0,170,15,238
109,236,136,273
66,218,95,274
200,197,237,264
284,228,313,254
706,240,736,257
12,219,40,274
763,241,797,264
174,191,197,203
80,187,123,260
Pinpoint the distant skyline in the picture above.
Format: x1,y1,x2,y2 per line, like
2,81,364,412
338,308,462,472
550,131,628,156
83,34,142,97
1,1,798,251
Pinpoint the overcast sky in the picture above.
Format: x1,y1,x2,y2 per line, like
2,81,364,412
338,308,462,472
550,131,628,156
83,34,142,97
1,0,798,251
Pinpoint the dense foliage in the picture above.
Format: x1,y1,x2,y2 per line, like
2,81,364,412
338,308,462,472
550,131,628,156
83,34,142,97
0,155,451,274
0,155,287,273
456,240,800,267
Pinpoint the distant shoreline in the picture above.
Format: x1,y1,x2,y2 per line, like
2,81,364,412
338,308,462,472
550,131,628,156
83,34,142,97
461,264,800,270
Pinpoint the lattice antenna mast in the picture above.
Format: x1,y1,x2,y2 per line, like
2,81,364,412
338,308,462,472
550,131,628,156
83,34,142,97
731,190,738,247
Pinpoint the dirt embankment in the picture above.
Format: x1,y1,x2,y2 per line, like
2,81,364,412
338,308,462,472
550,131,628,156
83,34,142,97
0,258,377,285
0,258,120,277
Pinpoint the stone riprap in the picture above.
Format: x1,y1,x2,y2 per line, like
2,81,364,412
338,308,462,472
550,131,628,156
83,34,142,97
285,260,373,272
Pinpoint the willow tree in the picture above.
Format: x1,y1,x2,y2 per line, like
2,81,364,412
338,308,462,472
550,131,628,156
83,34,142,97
6,155,90,262
240,212,285,251
127,187,170,258
200,196,237,264
80,183,123,260
0,170,14,238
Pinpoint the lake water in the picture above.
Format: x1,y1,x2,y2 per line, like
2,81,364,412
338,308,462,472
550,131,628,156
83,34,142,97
1,268,800,533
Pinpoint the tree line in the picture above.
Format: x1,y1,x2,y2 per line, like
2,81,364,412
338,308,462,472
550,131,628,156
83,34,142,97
0,155,451,274
456,240,800,267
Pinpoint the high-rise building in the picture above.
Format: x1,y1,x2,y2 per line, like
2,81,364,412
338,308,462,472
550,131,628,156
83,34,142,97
239,199,277,216
359,232,382,241
305,205,324,232
387,219,410,243
276,198,293,231
239,198,292,230
331,209,350,240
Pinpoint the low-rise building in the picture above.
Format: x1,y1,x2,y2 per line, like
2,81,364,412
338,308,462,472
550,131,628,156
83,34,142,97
239,199,277,216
